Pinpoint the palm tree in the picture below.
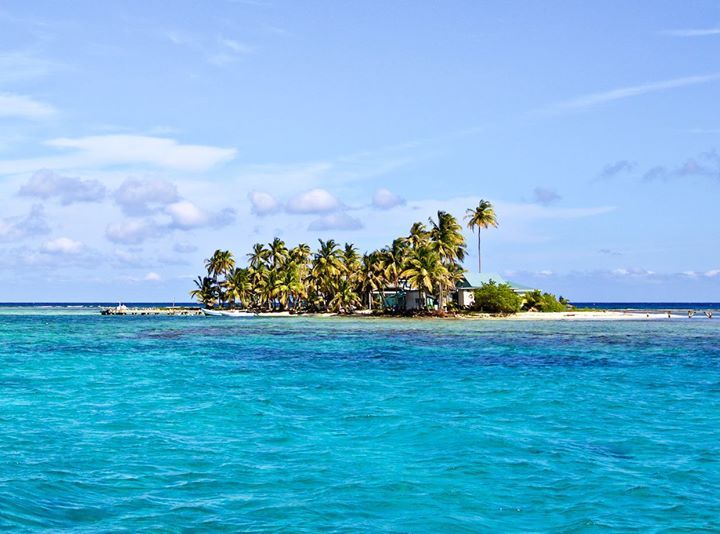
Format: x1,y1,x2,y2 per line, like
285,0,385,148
429,211,466,265
408,222,429,250
224,268,251,308
328,277,361,313
204,250,235,307
401,246,448,309
342,243,360,279
311,239,343,308
248,243,270,270
290,243,312,266
359,251,387,310
190,276,218,307
205,249,235,279
382,238,406,289
465,200,498,273
268,237,289,270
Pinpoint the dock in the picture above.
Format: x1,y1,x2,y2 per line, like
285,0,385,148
100,306,203,316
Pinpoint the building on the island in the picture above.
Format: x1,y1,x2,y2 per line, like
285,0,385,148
454,272,536,308
375,287,438,311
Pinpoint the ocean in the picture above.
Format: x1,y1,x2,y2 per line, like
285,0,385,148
1,307,718,530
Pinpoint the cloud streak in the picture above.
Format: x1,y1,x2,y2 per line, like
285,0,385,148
0,135,236,175
547,74,720,112
0,93,56,119
661,28,720,37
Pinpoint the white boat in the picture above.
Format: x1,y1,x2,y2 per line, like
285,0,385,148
202,309,257,318
219,310,257,318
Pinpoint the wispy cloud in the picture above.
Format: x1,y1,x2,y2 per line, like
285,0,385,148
0,51,61,83
0,93,56,119
597,160,636,180
546,74,720,112
661,28,720,37
0,135,236,175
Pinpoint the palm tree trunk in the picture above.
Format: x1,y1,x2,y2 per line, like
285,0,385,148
477,229,482,273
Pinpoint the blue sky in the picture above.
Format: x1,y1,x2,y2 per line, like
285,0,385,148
0,0,719,302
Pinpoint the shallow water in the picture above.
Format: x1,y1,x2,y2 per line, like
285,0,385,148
1,311,719,531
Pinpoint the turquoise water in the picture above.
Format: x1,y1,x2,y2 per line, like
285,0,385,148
1,311,719,531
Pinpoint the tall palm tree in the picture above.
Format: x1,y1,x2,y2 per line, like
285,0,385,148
465,200,498,273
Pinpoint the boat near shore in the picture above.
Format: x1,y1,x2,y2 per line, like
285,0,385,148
202,309,256,317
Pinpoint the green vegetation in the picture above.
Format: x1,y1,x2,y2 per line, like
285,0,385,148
471,281,522,314
522,290,569,312
190,209,471,313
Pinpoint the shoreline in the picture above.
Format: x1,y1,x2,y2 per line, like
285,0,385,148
97,307,714,321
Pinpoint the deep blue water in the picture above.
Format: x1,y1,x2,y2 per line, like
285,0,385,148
1,309,719,531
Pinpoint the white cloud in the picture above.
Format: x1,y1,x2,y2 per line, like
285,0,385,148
114,178,180,215
219,37,254,54
105,219,165,244
41,237,84,255
611,267,655,277
0,93,56,119
248,191,280,215
47,135,236,171
547,74,720,112
165,201,209,229
19,169,106,204
372,188,405,210
308,212,363,231
661,28,720,37
286,188,341,214
0,135,236,175
705,269,720,278
144,271,161,282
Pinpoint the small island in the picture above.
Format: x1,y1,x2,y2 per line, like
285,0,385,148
189,201,570,317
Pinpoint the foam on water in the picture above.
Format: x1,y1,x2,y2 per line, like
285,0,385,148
1,311,718,530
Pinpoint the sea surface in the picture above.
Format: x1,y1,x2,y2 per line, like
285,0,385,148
1,307,719,531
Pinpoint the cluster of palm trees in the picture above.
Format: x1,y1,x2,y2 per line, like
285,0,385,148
190,201,498,313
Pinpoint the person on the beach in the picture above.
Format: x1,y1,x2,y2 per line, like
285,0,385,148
667,311,671,318
688,310,695,318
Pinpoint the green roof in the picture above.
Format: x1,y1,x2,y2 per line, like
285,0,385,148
457,272,537,292
457,272,507,288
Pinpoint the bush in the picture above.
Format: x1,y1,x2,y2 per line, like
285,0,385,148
472,282,522,314
522,289,568,312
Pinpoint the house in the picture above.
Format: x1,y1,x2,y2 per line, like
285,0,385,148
376,288,437,311
455,272,536,308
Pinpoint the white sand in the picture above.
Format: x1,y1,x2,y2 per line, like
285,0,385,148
500,311,693,321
